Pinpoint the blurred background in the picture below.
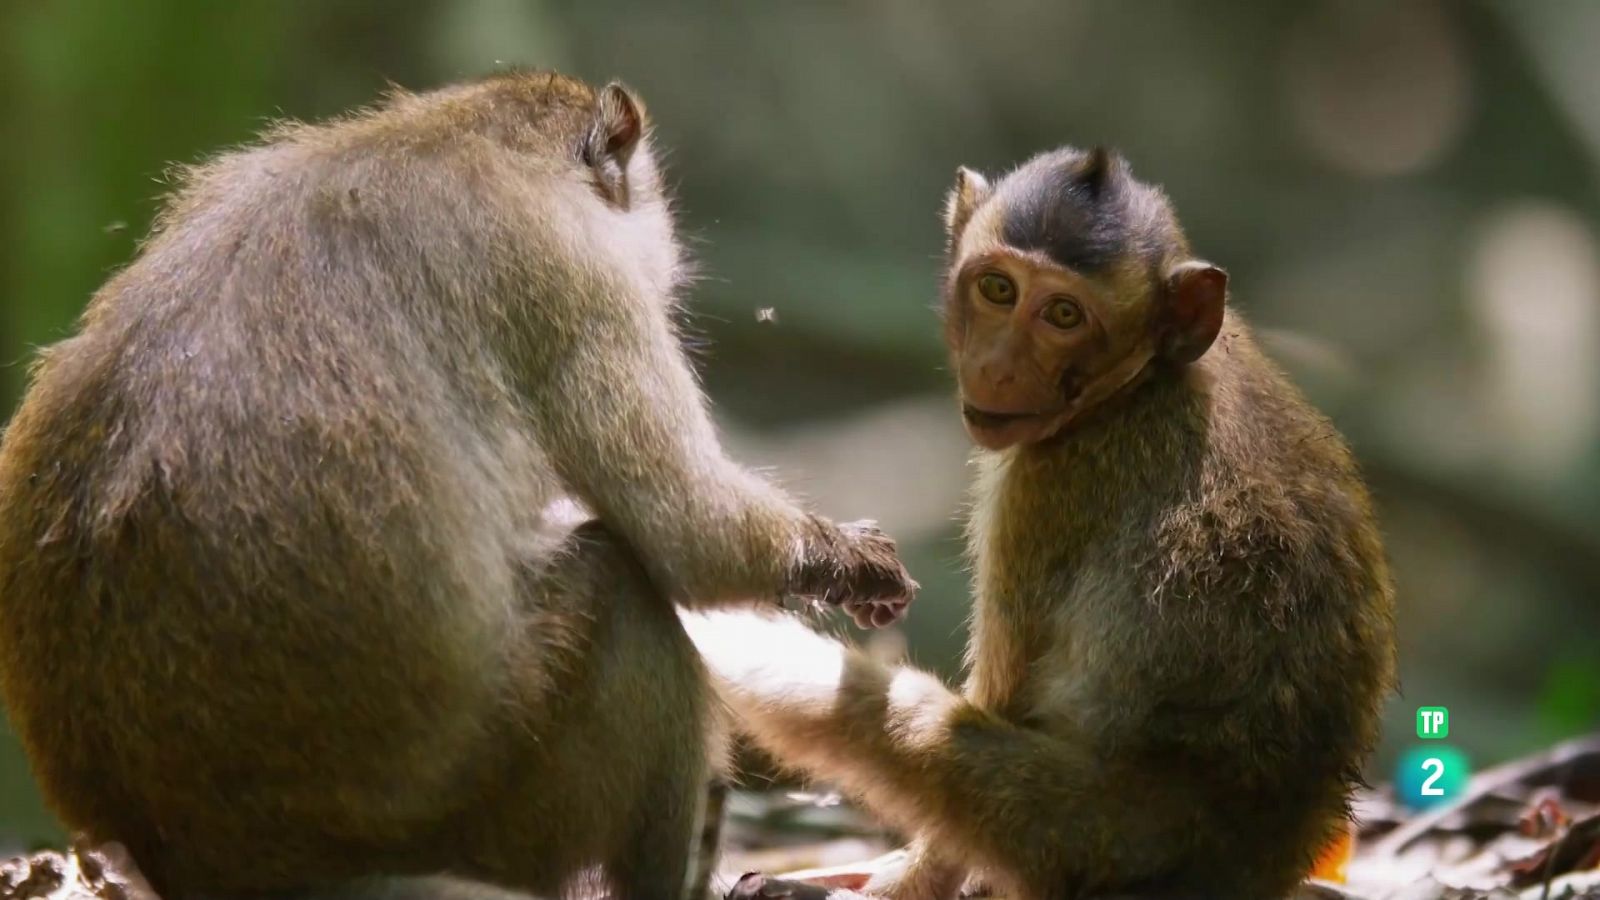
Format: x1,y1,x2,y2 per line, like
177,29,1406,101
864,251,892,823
1,0,1597,849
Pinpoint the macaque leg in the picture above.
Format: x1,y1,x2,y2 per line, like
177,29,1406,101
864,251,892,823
861,843,965,900
689,778,731,899
683,612,1201,896
122,863,558,900
453,522,713,900
295,876,548,900
190,529,716,900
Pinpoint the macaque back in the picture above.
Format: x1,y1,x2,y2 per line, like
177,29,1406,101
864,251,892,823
0,71,915,900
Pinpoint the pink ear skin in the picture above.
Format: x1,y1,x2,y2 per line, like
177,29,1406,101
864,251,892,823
943,166,991,249
584,83,643,206
1161,261,1227,365
596,83,642,159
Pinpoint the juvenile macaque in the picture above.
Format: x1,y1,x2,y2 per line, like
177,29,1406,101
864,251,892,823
0,71,915,900
687,147,1397,899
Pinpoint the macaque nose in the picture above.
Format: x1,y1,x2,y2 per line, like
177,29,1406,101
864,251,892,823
980,362,1016,389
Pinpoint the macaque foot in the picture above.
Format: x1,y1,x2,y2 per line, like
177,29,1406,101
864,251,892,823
0,840,159,900
727,872,869,899
725,849,917,900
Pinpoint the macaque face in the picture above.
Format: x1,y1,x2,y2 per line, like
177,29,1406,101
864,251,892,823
946,249,1154,451
939,148,1228,451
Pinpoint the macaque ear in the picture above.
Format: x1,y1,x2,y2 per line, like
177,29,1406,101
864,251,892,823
943,166,992,248
584,82,644,206
1159,260,1227,365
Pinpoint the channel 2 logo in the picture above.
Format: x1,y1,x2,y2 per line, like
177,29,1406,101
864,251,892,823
1398,706,1469,810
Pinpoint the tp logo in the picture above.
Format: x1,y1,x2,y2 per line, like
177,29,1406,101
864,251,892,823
1416,706,1448,739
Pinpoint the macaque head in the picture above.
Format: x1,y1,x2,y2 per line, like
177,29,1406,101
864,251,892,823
940,147,1227,450
577,79,683,294
481,71,681,296
473,72,660,208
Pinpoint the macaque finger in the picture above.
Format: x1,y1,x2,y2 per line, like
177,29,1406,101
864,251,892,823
843,599,877,629
869,601,902,628
843,594,909,629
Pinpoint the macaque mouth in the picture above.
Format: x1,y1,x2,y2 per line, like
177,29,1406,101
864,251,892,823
962,405,1045,429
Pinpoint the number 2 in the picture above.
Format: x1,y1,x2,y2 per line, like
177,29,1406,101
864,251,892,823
1420,757,1445,796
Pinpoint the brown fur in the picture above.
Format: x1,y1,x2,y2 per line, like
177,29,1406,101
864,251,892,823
0,70,913,900
685,148,1396,900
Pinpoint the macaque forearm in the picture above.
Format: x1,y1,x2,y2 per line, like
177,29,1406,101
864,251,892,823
511,262,912,623
681,610,924,787
511,271,802,606
681,610,1173,875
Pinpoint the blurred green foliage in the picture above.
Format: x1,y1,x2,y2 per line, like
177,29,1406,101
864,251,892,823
2,0,1596,847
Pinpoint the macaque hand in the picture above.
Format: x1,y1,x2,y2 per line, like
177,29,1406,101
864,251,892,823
790,518,917,628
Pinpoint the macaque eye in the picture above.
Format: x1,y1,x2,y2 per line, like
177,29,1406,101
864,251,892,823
1042,298,1084,330
977,273,1018,305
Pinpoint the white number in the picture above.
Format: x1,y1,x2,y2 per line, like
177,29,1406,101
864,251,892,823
1420,757,1445,796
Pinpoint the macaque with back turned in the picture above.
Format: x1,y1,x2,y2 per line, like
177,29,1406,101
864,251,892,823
0,71,915,900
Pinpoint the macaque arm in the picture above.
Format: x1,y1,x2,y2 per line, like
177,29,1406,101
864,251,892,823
506,250,805,607
680,610,1196,882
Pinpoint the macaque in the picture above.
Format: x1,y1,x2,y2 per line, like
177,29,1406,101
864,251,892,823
0,71,915,900
686,147,1397,900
